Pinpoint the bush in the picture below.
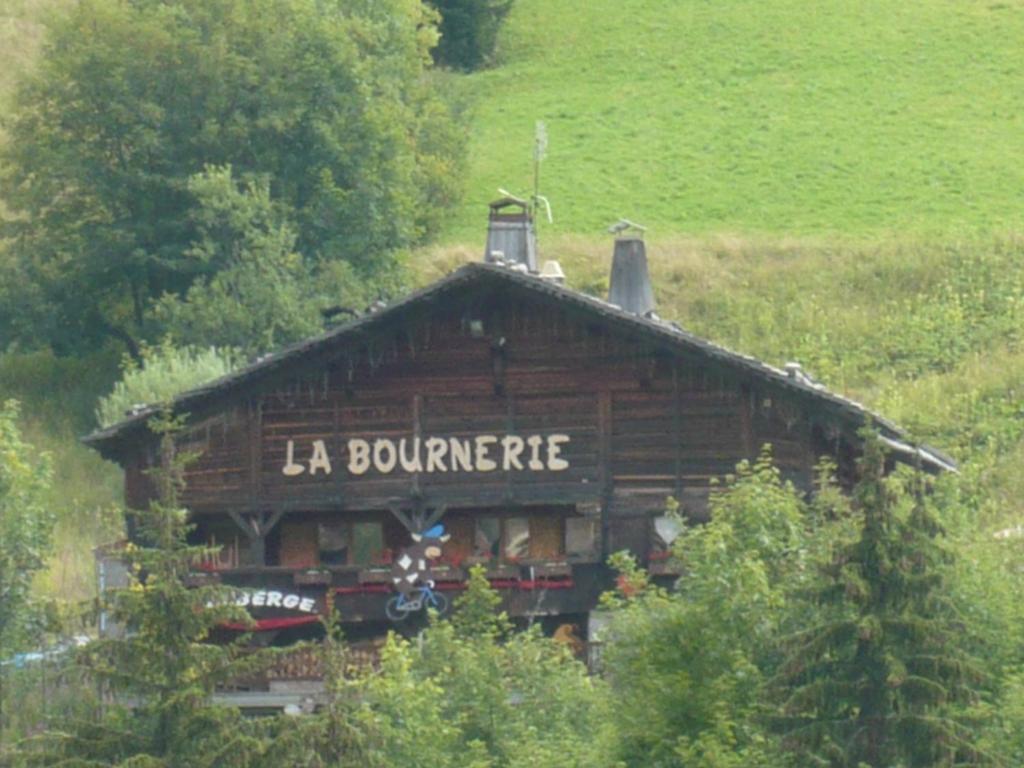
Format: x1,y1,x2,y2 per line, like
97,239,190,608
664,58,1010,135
95,343,241,428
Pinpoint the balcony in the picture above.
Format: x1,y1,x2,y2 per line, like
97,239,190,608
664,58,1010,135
194,556,606,625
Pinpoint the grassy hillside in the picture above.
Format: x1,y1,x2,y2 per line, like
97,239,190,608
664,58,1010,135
0,350,122,604
445,0,1024,240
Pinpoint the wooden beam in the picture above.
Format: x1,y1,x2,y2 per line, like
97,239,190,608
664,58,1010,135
388,505,415,532
672,363,682,501
740,384,755,459
260,508,287,537
421,504,449,531
226,509,258,539
598,390,612,557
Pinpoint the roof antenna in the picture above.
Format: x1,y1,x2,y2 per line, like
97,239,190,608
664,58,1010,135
532,120,553,225
499,123,553,227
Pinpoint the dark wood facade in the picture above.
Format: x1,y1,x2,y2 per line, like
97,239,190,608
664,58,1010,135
88,261,952,644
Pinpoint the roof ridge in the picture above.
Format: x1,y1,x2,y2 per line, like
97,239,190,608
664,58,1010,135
83,261,956,473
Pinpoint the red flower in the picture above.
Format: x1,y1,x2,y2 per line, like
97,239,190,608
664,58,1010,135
616,574,639,597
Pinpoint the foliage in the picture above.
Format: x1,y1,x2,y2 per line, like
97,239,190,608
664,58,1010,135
415,572,620,767
0,399,54,657
1,0,464,355
257,571,618,768
601,450,811,768
154,167,314,355
774,436,986,767
450,563,512,639
22,416,273,767
0,395,59,752
153,166,399,356
430,0,513,71
95,342,241,428
0,350,122,617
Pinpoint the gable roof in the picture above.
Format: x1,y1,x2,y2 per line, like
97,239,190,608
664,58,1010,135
83,261,956,473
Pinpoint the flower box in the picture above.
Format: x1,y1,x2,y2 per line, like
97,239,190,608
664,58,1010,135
430,564,465,582
523,561,572,578
357,568,393,585
485,564,520,580
293,569,332,586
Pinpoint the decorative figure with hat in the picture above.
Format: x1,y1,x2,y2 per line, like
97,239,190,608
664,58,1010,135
385,524,451,619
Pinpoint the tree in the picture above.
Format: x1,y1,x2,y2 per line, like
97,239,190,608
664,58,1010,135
1,0,464,356
413,568,620,767
601,451,809,767
775,435,987,767
0,400,54,729
28,416,272,766
257,570,616,768
153,166,392,356
430,0,513,71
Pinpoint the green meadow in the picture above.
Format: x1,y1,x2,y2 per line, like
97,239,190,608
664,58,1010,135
446,0,1024,240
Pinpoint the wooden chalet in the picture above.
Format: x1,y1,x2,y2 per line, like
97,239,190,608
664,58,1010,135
84,208,954,702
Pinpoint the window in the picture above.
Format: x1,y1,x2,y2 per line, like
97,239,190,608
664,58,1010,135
439,515,474,566
280,521,320,568
504,517,530,560
565,517,599,557
471,514,567,562
351,522,384,566
475,517,501,558
318,522,349,565
530,515,563,559
318,521,384,566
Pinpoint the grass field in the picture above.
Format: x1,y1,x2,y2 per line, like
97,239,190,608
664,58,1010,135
445,0,1024,241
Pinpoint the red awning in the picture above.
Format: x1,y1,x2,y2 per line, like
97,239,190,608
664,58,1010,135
220,615,321,631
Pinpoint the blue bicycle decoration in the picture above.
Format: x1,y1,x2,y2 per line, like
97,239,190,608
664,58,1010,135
385,580,449,621
386,524,451,620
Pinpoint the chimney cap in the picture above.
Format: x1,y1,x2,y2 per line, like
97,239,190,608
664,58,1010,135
607,218,647,237
608,237,655,315
539,260,566,284
489,195,529,212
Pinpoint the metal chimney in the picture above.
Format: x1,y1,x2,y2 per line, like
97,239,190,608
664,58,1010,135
608,232,655,315
485,197,538,272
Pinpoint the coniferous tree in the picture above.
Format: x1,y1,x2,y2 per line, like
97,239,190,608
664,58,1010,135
775,434,987,767
28,415,273,767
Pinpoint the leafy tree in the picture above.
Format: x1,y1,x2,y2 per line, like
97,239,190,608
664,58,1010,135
1,0,464,356
153,166,392,356
258,571,615,768
0,400,54,728
96,342,241,428
601,451,809,767
774,435,987,767
430,0,513,71
414,569,620,767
